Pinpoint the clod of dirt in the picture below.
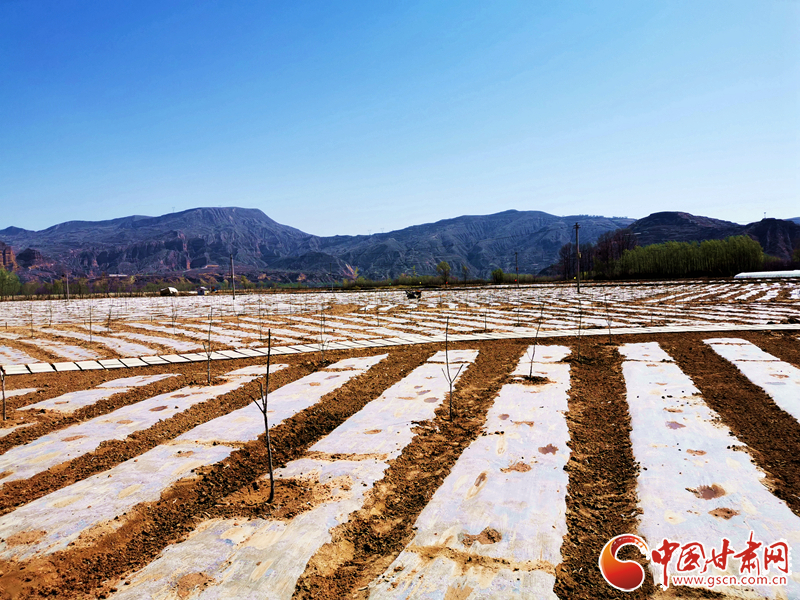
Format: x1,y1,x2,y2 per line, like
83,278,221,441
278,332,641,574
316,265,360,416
686,449,706,456
149,406,169,412
687,484,726,500
444,584,474,600
6,529,46,547
538,444,558,455
500,462,531,473
521,376,549,385
666,421,686,429
709,508,739,520
461,527,502,546
176,572,215,599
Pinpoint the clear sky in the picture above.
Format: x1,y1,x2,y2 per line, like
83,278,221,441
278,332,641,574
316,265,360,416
1,1,798,235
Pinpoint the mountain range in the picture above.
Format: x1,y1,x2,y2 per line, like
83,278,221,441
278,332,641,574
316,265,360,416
0,208,798,282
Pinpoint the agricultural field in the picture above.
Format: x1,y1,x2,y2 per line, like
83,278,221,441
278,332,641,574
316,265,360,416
0,280,799,599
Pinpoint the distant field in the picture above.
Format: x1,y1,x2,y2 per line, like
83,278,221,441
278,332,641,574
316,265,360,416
0,280,798,599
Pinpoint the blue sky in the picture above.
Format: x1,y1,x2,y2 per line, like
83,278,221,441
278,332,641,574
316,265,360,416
1,1,798,235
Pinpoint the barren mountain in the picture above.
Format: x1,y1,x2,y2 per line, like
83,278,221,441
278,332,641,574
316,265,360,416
2,208,797,283
629,212,742,246
0,208,632,281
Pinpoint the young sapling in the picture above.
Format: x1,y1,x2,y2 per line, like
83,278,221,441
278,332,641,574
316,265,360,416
441,316,465,421
202,308,213,385
252,330,275,503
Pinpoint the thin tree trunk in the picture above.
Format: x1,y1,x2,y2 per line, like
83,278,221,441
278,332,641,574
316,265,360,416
264,331,274,503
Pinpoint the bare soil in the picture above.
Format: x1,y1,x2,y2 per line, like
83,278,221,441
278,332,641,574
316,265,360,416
0,330,797,600
0,345,431,600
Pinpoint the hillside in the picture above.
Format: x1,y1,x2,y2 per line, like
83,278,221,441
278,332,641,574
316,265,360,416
630,212,800,262
2,208,797,283
0,208,632,281
0,208,314,279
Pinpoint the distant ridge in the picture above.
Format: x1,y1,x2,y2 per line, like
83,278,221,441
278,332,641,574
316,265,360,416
1,208,797,282
630,212,800,262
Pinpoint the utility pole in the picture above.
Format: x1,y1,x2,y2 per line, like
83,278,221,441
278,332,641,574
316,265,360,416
65,273,69,301
515,252,519,288
230,254,236,300
574,222,580,294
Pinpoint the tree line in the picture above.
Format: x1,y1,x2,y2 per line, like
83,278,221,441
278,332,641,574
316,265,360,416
556,229,768,279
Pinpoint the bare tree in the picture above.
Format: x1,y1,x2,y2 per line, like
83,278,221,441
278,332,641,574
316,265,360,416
441,317,464,421
258,296,265,343
527,302,545,380
318,303,329,364
170,298,178,334
202,308,213,385
252,331,275,503
106,301,113,331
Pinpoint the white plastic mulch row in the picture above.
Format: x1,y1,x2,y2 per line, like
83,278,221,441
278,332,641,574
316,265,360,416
368,346,571,600
620,342,800,598
15,338,101,361
0,369,281,486
20,374,178,414
109,350,477,600
705,338,800,425
0,387,37,399
42,328,154,357
127,322,242,348
0,355,383,562
111,331,201,353
0,345,36,366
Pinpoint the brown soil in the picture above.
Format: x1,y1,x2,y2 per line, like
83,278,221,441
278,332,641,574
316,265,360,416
520,375,549,385
554,338,654,600
0,344,432,600
739,330,800,369
0,370,194,450
0,326,798,599
291,339,528,599
688,484,726,500
0,337,64,364
500,461,531,473
0,360,313,516
708,508,739,520
665,331,800,516
460,527,502,546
